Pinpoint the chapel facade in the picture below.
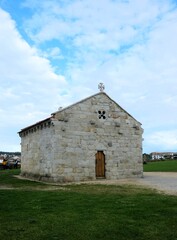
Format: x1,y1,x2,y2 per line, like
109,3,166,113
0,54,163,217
19,89,143,183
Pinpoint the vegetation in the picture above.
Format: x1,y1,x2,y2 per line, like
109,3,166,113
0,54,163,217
144,160,177,172
0,169,177,240
143,153,151,162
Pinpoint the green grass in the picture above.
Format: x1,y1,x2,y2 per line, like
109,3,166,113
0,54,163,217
1,169,177,240
144,160,177,172
0,169,48,189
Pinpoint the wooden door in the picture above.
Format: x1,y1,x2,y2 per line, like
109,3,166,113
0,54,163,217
95,151,105,178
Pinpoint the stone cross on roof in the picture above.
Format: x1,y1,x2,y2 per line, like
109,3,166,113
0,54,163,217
98,83,105,92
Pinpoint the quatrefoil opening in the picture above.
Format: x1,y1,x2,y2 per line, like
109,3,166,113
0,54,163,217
98,110,106,119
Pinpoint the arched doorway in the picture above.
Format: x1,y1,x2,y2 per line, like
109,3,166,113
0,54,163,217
95,151,105,178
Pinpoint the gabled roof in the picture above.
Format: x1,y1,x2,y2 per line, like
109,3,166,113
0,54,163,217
19,91,141,134
52,91,141,124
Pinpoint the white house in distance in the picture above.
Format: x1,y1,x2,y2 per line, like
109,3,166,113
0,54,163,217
18,84,143,183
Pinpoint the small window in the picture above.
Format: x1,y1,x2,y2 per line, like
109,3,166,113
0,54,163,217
98,110,106,119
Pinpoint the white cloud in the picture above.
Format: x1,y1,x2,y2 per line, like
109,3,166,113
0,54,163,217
22,0,172,48
1,0,177,153
47,47,62,59
0,8,71,151
0,8,67,107
147,130,177,152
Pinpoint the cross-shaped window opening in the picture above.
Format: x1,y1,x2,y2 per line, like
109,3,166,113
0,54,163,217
98,110,106,119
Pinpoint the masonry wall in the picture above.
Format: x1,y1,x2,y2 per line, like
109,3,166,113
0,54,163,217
20,93,143,182
20,125,55,180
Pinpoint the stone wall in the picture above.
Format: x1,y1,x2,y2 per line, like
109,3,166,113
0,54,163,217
20,123,55,180
20,92,143,182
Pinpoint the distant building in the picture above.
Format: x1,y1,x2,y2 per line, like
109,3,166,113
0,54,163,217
150,152,177,160
18,90,143,183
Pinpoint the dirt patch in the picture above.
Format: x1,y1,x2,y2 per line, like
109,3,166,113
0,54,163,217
0,185,15,190
138,172,177,195
2,172,177,195
67,172,177,195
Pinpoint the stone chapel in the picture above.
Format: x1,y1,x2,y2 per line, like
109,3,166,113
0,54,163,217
19,86,143,183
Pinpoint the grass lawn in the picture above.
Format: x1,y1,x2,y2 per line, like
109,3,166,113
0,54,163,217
144,160,177,172
1,169,177,240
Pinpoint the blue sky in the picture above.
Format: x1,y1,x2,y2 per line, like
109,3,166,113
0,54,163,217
0,0,177,153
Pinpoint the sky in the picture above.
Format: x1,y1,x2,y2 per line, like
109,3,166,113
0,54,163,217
0,0,177,154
